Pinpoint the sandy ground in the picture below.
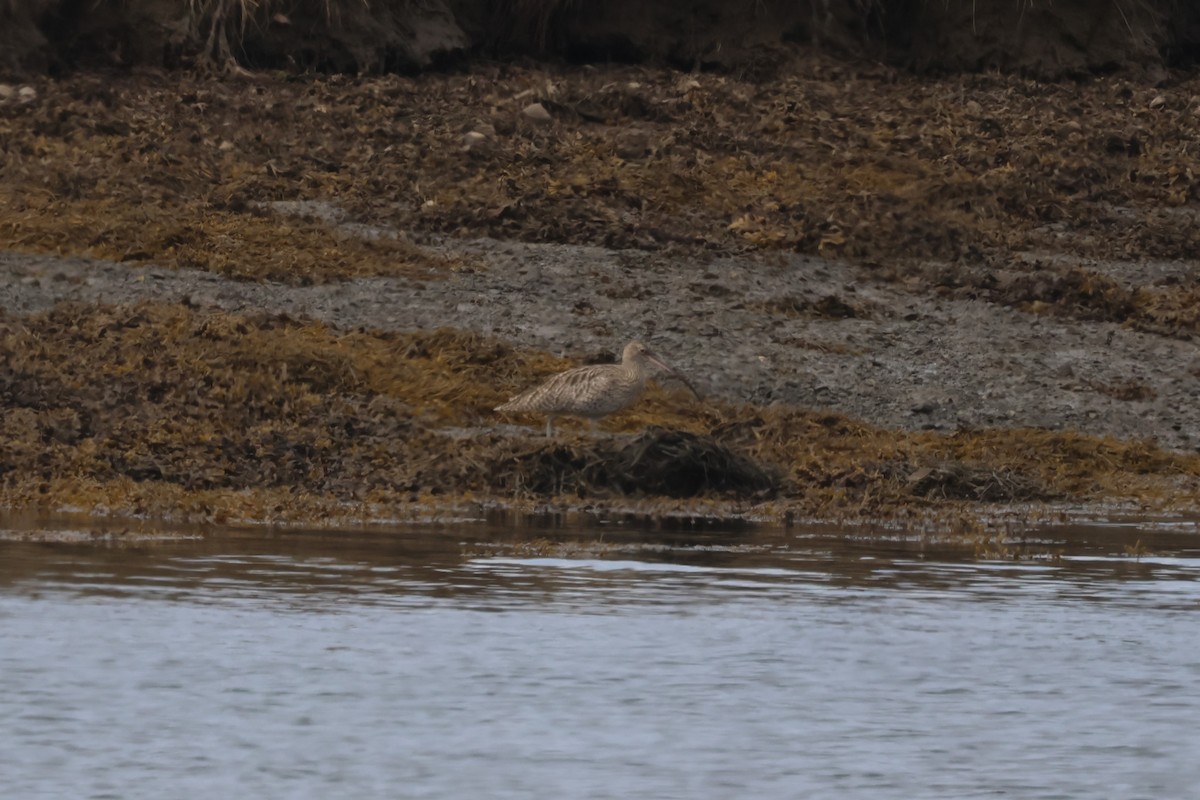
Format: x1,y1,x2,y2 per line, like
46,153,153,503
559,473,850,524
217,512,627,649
4,216,1198,451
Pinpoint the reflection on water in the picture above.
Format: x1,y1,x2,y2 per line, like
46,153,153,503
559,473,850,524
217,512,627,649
2,515,1199,799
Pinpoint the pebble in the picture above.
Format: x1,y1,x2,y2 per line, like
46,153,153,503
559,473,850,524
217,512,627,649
18,86,37,103
522,102,552,124
462,131,490,151
0,84,13,102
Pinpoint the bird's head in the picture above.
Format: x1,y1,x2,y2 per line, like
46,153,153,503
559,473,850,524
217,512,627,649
624,341,674,374
623,341,703,400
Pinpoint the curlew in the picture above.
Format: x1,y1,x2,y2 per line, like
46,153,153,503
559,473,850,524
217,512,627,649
495,341,700,436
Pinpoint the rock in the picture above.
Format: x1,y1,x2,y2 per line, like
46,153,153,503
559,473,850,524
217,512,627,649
0,84,14,102
1149,94,1166,110
964,99,983,115
462,131,490,152
17,86,36,103
910,399,939,415
522,102,552,124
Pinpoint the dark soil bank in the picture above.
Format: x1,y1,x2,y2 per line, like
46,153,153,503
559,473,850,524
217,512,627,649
5,0,1200,78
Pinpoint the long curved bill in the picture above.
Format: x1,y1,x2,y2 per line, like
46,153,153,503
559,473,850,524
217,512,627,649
646,351,703,401
645,352,675,374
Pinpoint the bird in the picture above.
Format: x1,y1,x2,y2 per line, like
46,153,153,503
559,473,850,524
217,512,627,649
495,341,700,436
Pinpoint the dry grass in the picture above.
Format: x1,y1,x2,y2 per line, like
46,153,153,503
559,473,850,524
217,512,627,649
185,0,348,70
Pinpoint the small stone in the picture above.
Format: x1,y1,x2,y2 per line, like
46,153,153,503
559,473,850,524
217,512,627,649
964,100,982,115
17,85,37,103
1062,120,1082,133
1149,94,1166,110
0,84,14,102
906,466,933,484
522,102,552,124
462,131,489,151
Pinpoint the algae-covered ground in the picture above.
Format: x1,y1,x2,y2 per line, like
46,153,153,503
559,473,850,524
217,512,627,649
3,54,1200,528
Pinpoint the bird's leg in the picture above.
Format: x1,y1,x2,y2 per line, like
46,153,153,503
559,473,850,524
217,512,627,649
545,416,554,437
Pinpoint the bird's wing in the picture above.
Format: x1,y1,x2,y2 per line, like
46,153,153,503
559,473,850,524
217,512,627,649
497,365,613,413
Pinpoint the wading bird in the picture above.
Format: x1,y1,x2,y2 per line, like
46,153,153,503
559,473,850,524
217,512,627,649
495,341,701,436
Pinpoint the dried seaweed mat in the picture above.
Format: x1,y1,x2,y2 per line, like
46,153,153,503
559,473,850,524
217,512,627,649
901,461,1052,503
493,428,780,499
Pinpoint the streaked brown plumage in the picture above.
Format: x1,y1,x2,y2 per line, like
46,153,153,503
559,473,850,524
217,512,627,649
496,341,699,436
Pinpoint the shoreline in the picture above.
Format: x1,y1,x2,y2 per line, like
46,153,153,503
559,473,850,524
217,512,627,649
4,248,1200,531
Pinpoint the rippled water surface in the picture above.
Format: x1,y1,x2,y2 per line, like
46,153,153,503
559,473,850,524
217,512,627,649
3,515,1200,799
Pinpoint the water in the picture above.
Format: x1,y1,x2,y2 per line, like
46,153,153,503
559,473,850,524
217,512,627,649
2,516,1200,799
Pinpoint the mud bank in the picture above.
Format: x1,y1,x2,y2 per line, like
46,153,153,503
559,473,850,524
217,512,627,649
4,242,1200,529
4,240,1200,451
3,61,1200,527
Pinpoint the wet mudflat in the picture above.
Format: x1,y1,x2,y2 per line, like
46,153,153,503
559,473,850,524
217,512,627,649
3,516,1199,799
